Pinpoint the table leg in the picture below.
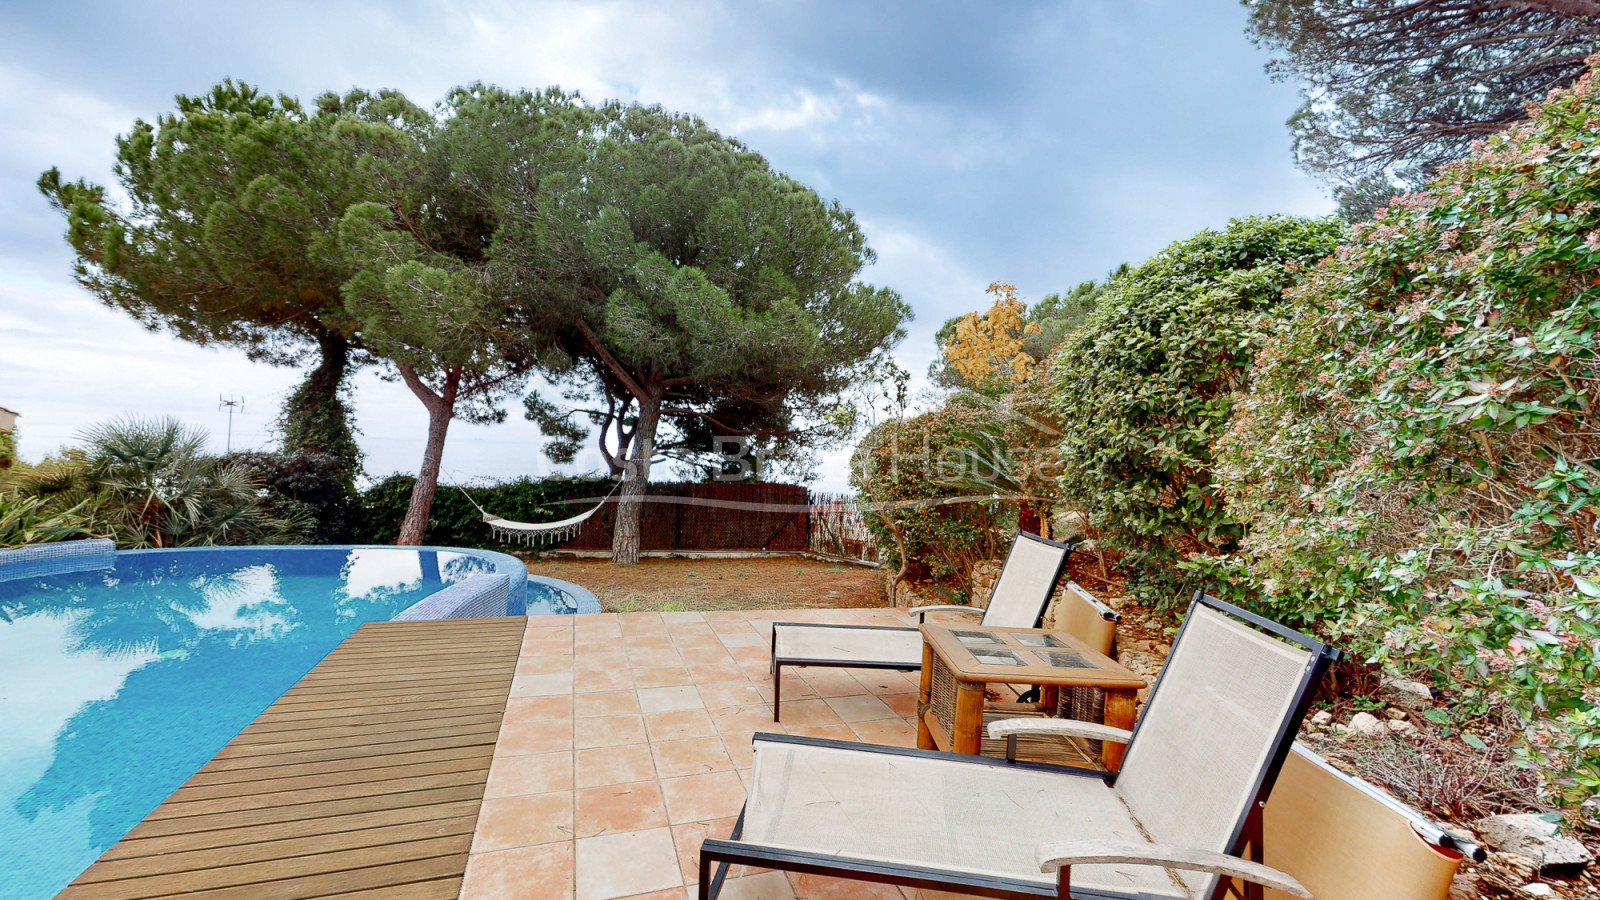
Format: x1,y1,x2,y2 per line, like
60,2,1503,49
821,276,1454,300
916,641,934,751
1103,688,1138,772
953,681,986,755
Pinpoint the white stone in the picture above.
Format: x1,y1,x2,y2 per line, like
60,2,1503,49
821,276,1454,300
1520,883,1555,897
1474,814,1594,870
1380,675,1434,711
1348,712,1387,736
1385,707,1407,720
1311,710,1333,726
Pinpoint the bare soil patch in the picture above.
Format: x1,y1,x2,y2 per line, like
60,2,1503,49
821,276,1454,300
523,555,887,613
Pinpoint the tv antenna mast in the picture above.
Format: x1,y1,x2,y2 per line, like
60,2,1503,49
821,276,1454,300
219,395,244,452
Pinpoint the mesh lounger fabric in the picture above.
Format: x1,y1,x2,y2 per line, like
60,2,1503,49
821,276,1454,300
1114,606,1314,898
770,534,1069,668
741,739,1187,898
772,625,925,666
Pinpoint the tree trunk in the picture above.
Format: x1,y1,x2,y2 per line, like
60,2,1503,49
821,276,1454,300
396,365,460,547
612,390,661,565
280,327,362,480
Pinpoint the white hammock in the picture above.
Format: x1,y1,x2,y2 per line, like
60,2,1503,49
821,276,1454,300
451,478,622,548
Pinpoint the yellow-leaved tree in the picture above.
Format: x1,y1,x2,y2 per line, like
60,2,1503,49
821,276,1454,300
942,282,1041,391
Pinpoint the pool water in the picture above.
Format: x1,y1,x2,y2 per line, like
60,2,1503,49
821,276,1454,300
0,546,574,899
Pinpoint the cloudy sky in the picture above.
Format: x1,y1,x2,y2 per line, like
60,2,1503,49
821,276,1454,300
0,0,1331,491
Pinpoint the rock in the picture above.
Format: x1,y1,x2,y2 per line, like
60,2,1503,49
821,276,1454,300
1126,639,1153,653
1475,815,1594,871
1311,710,1333,726
1385,707,1408,720
1380,675,1435,711
1488,852,1540,882
1387,719,1415,733
1348,712,1388,736
1520,883,1555,897
1448,874,1482,900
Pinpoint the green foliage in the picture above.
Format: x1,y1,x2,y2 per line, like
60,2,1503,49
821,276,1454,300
930,266,1125,393
1214,66,1600,803
353,474,614,547
36,80,392,481
0,493,92,548
851,405,1010,587
15,416,309,549
221,450,358,543
0,431,14,469
1049,215,1345,608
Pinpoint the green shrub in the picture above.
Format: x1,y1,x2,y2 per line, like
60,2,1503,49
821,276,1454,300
0,493,92,548
353,473,615,547
1214,65,1600,803
1048,215,1345,608
222,450,357,543
0,431,15,469
850,403,1010,589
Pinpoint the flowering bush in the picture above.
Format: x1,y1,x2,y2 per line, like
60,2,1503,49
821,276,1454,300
1048,215,1344,608
1214,62,1600,803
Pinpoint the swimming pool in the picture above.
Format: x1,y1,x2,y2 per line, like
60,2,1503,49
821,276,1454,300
0,544,596,899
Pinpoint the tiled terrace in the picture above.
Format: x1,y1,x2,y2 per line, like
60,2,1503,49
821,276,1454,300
460,607,942,900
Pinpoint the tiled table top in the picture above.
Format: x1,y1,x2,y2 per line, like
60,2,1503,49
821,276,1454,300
459,607,975,900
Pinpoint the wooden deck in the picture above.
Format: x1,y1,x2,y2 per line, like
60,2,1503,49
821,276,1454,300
60,616,527,900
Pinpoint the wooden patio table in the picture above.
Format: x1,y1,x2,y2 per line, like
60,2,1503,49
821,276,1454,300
917,623,1147,771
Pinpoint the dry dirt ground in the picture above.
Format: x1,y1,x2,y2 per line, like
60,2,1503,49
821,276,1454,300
523,555,887,612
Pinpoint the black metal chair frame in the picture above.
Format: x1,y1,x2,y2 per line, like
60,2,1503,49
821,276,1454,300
706,593,1342,900
768,531,1078,721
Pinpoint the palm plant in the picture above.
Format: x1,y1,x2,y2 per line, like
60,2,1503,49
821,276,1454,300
77,416,308,547
0,492,93,548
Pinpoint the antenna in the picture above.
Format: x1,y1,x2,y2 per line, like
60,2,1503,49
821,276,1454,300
219,395,244,452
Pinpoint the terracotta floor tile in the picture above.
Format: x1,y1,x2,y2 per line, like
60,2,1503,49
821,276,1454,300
576,742,657,788
487,750,574,797
506,695,575,724
689,663,750,685
618,612,667,629
519,655,578,675
851,670,914,695
717,871,798,900
637,685,705,713
847,719,916,747
744,661,782,683
800,672,867,699
772,699,842,728
513,671,577,698
711,704,778,734
669,632,723,650
652,736,734,778
628,648,687,668
461,841,574,900
881,693,918,717
716,631,768,648
575,827,681,900
789,873,907,900
575,780,669,836
660,611,705,624
645,708,717,742
498,715,574,756
633,667,696,688
474,791,575,851
697,680,764,709
726,645,771,664
577,690,643,718
719,732,757,768
616,890,690,900
769,674,817,701
576,652,631,673
670,816,739,884
823,694,897,723
625,635,676,651
524,639,576,657
576,668,636,692
780,724,858,743
575,715,649,749
678,646,736,667
660,771,748,824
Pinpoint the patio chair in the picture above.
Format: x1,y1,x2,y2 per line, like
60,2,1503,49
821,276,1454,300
769,531,1090,721
703,594,1340,900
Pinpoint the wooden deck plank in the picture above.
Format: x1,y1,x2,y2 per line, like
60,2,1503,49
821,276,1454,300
67,616,526,898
